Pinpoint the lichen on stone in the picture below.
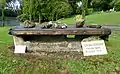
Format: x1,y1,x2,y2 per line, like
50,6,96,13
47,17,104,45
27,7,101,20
82,36,102,42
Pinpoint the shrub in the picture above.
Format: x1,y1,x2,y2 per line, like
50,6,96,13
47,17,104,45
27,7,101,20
17,14,29,22
86,8,94,15
114,0,120,11
76,8,82,14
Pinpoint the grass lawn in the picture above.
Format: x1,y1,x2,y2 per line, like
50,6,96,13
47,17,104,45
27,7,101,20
60,12,120,25
0,12,120,74
0,27,120,74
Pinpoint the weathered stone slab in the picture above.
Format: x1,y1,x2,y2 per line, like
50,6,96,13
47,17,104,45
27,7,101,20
13,35,83,53
13,36,24,45
10,25,111,55
26,41,82,52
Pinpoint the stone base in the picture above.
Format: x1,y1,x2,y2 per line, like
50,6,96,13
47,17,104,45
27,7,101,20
25,41,82,52
13,35,103,56
13,35,84,53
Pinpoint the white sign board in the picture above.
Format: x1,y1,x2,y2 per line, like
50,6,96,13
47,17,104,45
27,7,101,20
14,45,26,53
81,40,107,56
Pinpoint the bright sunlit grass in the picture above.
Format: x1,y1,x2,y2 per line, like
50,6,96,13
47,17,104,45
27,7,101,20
60,12,120,25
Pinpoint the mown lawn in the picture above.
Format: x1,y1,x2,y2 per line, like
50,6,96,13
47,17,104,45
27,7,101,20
0,12,120,74
60,12,120,25
0,27,120,74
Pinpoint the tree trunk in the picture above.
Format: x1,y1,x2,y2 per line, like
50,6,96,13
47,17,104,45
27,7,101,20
2,6,5,27
29,14,32,22
56,14,58,21
52,13,54,21
39,13,41,23
29,0,32,22
82,0,88,20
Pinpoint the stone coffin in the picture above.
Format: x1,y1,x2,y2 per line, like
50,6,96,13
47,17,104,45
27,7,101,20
9,25,111,53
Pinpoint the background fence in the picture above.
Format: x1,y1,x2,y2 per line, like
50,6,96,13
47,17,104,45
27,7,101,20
0,17,20,26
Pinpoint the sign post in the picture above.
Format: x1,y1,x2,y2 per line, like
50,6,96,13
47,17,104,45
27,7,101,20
81,40,108,56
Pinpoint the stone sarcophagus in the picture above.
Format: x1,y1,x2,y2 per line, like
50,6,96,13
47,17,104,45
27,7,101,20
9,25,111,54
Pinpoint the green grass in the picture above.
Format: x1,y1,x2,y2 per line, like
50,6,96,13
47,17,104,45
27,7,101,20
60,12,120,25
1,12,120,74
68,32,120,74
86,12,120,24
0,28,120,74
0,27,29,74
0,27,13,44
